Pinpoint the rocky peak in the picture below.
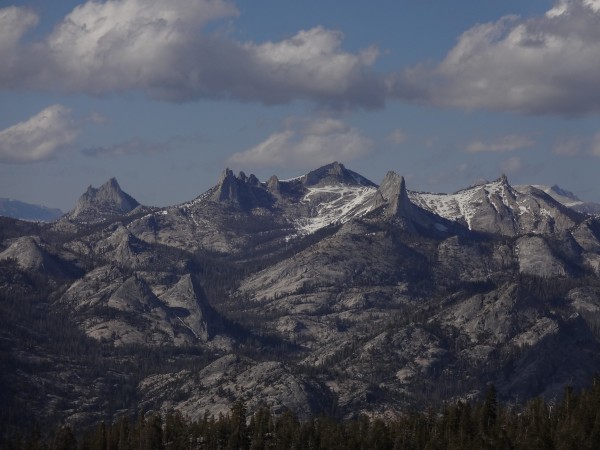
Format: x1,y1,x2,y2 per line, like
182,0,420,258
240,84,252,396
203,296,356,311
212,168,238,203
267,175,281,196
68,178,140,223
302,162,376,187
210,168,273,210
378,171,413,217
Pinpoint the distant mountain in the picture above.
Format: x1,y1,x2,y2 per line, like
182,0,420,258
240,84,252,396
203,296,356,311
0,198,62,222
520,184,600,215
3,162,600,440
63,177,141,223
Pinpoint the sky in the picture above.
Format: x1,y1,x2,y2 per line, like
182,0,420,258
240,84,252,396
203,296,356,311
1,0,600,211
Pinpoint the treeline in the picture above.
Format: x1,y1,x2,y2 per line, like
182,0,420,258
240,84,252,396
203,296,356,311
6,378,600,450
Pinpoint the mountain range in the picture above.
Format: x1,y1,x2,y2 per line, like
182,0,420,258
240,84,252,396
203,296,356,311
0,198,63,222
2,162,600,438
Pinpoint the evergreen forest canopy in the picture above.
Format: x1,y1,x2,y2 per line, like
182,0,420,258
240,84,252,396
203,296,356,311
5,378,600,450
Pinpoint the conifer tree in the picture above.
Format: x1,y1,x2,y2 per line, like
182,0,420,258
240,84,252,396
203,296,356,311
51,426,76,450
228,399,249,450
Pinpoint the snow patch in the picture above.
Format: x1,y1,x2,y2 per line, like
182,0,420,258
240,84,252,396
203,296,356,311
294,185,378,234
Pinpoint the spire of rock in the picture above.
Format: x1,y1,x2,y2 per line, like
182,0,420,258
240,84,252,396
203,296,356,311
210,168,274,210
211,168,239,203
67,178,140,223
267,175,281,195
378,171,414,217
498,173,509,185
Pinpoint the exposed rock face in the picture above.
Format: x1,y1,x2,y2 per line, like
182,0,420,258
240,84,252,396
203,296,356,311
139,355,331,421
376,171,452,234
3,162,600,435
0,236,48,270
378,171,410,217
159,275,211,342
66,178,140,223
58,266,215,347
0,235,78,277
517,236,569,277
210,169,274,210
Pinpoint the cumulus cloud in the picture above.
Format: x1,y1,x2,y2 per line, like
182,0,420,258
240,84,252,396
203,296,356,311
0,6,40,88
0,7,37,54
0,105,78,163
390,0,600,115
227,117,373,169
242,28,383,108
0,1,384,109
466,134,534,153
4,0,600,115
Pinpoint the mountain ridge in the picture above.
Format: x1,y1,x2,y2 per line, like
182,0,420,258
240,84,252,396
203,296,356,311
3,162,600,438
0,198,63,222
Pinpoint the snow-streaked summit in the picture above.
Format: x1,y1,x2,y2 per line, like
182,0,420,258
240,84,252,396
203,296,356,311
408,177,515,229
409,175,582,235
125,164,593,255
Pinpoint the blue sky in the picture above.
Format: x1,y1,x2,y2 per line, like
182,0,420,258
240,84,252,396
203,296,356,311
1,0,600,210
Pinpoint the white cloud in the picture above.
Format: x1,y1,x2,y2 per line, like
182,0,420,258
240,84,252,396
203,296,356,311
0,6,37,54
227,118,373,169
390,0,600,116
0,6,40,88
0,1,384,109
44,0,238,97
387,129,406,145
0,105,78,163
466,134,534,153
243,27,383,108
4,0,600,116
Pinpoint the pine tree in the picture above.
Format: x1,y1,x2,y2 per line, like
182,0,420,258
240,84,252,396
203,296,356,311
51,426,77,450
91,421,107,450
143,413,164,450
480,384,498,434
227,399,250,450
164,411,188,450
115,416,132,450
249,407,273,450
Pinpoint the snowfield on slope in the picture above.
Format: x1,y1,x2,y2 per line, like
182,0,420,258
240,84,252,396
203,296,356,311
295,185,378,234
409,179,518,229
